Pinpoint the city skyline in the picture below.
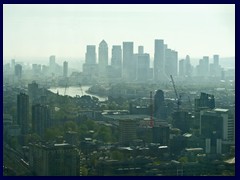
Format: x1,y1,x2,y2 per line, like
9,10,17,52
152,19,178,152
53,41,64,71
4,4,235,60
3,4,235,176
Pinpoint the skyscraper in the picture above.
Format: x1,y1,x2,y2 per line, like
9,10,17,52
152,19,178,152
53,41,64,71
200,108,234,153
154,90,166,119
138,46,144,54
165,49,178,76
32,104,51,137
63,61,68,78
32,64,41,75
152,122,170,145
210,54,221,77
185,55,192,77
123,42,134,80
85,45,96,64
179,59,185,77
98,40,108,75
136,53,150,81
202,56,209,76
15,64,22,80
11,59,15,74
17,93,29,135
111,45,122,78
172,50,178,76
197,56,209,77
83,45,98,76
213,54,219,66
29,143,80,176
179,55,192,77
49,55,56,74
172,111,191,133
194,92,215,112
154,39,165,81
119,119,137,146
28,81,39,103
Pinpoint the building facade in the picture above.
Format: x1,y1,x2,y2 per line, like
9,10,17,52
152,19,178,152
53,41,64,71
165,48,178,77
123,42,134,80
194,92,215,112
32,104,51,137
98,40,108,75
49,55,56,74
63,61,68,78
15,64,22,80
111,45,122,78
154,39,165,81
29,143,80,176
119,119,137,145
83,45,98,76
136,53,150,82
17,93,29,135
200,108,234,154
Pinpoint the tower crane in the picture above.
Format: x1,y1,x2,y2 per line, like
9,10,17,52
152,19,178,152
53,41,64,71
170,75,181,110
79,83,84,96
64,81,68,96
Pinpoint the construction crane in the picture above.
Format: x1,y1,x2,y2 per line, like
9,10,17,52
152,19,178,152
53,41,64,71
64,81,68,96
170,75,181,110
79,83,84,96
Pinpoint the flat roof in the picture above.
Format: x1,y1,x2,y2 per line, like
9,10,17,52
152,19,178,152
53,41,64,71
224,157,235,164
214,108,229,113
183,133,192,138
103,114,150,120
54,143,70,147
158,146,168,149
118,147,133,151
185,148,203,151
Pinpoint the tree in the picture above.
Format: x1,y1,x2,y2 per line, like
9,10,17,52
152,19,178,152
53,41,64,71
81,166,88,176
44,127,63,141
96,126,112,143
85,120,96,130
222,170,235,176
111,150,124,161
178,156,188,164
64,121,78,131
26,133,41,143
9,137,18,149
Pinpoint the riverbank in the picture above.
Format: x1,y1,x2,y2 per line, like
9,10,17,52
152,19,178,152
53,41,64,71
48,86,108,102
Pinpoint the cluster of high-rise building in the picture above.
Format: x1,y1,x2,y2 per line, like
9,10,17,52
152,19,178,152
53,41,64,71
126,90,235,155
3,38,235,176
3,38,230,87
13,86,80,176
15,81,52,145
4,56,69,87
195,55,223,78
29,142,80,176
3,77,235,176
81,39,224,82
82,39,179,82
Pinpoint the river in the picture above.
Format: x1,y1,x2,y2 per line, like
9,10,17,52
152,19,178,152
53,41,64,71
48,86,108,102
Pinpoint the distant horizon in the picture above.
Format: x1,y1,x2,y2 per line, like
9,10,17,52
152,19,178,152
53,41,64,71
4,4,235,58
3,55,235,70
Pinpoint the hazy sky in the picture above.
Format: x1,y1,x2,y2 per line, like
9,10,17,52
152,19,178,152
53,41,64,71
3,4,235,61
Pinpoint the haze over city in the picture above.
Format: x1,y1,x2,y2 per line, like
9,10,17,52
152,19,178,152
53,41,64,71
4,4,235,62
3,4,235,176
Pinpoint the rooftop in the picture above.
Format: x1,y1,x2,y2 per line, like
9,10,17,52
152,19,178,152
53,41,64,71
54,143,70,147
214,108,229,113
185,148,203,152
224,157,235,164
